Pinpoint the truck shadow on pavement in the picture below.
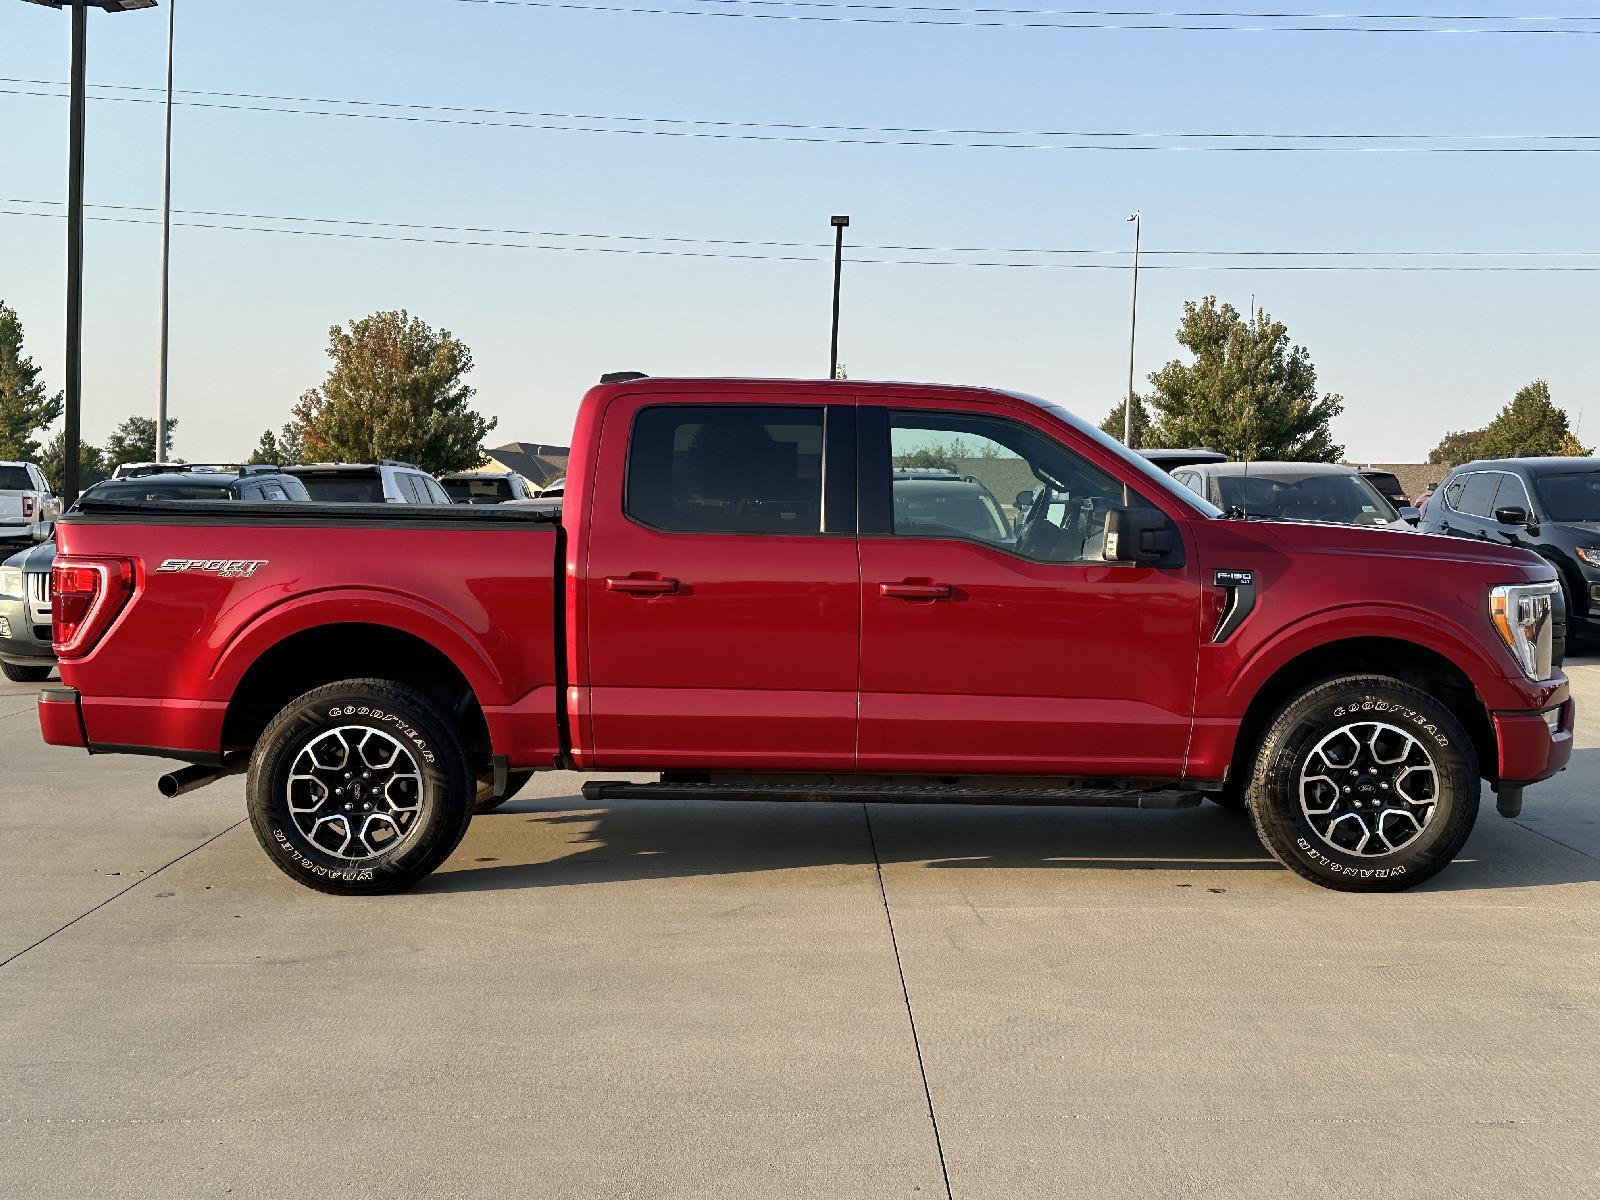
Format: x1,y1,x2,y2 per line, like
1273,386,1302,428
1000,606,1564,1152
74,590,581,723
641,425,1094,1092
423,766,1600,895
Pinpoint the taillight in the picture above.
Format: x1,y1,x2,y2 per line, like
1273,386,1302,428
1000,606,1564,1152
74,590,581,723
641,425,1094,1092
52,557,136,657
22,496,34,519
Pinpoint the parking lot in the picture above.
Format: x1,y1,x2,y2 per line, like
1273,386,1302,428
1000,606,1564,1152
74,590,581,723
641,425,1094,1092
2,667,1597,1199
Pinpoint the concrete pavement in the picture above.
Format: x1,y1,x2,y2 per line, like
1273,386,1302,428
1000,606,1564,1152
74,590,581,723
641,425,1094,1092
1,666,1597,1198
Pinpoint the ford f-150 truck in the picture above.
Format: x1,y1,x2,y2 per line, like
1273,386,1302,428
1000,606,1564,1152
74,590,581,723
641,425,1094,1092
38,378,1572,895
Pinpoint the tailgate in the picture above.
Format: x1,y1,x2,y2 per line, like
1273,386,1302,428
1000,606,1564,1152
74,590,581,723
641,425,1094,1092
52,503,562,761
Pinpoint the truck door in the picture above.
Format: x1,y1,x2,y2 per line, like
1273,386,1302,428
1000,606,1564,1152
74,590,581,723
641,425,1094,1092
854,401,1204,778
581,395,859,770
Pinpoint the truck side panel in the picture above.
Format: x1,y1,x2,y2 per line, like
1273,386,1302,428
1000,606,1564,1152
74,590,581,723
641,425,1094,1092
53,517,561,765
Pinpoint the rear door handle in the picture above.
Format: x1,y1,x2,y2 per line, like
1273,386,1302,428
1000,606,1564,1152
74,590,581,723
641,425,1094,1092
606,575,680,595
879,581,953,601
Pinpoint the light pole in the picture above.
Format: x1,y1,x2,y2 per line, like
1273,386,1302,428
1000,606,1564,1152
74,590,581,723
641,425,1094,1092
1124,211,1141,449
156,0,175,462
22,0,159,502
829,215,849,380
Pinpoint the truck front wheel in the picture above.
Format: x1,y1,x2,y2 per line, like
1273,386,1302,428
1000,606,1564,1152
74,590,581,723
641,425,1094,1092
246,678,475,895
1246,675,1480,892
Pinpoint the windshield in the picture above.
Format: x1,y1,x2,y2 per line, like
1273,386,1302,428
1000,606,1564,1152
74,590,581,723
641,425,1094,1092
442,477,512,503
1534,470,1600,523
295,472,386,503
1216,471,1401,527
1014,392,1227,518
0,466,33,491
88,480,235,501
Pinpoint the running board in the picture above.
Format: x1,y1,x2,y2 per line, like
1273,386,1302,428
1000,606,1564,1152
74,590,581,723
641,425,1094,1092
580,779,1205,809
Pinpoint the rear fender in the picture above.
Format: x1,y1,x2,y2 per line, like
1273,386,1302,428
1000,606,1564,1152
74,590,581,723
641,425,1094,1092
210,589,506,702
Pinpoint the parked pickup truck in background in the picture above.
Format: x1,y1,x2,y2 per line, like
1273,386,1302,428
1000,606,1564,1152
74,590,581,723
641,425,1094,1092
38,378,1572,895
0,461,59,552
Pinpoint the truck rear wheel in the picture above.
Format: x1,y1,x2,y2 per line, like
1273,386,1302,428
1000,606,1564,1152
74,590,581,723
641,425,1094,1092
246,678,474,896
1246,675,1480,892
475,769,534,813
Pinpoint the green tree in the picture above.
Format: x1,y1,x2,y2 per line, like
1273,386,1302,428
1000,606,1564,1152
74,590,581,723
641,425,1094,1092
0,301,64,462
288,310,495,473
38,429,105,494
1144,298,1344,461
1474,380,1591,459
1098,394,1152,447
101,415,177,473
247,422,306,466
1427,428,1485,466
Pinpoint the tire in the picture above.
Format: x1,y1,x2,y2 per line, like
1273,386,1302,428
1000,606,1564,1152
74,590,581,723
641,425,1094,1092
246,678,475,896
474,769,534,814
1245,675,1479,892
1,661,53,683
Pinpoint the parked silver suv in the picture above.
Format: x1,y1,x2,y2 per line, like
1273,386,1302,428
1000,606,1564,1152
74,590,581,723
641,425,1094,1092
283,461,450,504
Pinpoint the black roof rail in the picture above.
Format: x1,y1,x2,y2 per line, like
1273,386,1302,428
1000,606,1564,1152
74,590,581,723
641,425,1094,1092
119,461,242,478
599,371,649,384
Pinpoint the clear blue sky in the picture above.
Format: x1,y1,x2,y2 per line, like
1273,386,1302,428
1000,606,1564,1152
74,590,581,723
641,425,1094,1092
3,0,1597,462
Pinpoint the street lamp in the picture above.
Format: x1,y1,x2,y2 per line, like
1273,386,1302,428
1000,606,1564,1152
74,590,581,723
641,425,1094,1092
829,215,849,381
1124,211,1141,449
22,0,160,502
156,0,175,462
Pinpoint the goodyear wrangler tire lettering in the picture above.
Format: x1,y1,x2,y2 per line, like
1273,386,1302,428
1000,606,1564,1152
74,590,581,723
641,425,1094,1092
250,679,473,896
1246,675,1479,893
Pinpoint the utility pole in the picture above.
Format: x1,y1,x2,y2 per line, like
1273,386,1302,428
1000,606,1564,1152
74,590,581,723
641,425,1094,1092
829,215,849,380
156,0,175,461
1124,211,1141,448
23,0,160,501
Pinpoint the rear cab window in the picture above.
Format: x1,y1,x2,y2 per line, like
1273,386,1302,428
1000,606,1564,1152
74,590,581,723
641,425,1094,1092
0,466,33,491
626,405,824,534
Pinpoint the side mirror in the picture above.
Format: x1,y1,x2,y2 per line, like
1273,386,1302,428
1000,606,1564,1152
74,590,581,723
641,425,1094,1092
1014,490,1034,512
1494,505,1529,528
1397,506,1421,525
1103,506,1175,566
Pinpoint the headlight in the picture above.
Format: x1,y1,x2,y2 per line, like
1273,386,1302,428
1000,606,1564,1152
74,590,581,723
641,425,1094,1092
1489,582,1558,681
0,566,22,598
1576,547,1600,567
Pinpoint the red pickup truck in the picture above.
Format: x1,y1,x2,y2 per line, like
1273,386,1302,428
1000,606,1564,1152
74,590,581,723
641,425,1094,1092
38,378,1572,894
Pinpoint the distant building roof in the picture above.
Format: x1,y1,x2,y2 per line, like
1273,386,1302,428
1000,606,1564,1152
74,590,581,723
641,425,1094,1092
483,441,569,485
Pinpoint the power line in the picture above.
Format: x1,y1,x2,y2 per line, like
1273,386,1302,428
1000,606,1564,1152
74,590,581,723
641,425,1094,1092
440,0,1600,32
7,197,1599,258
6,205,1599,271
5,82,1599,154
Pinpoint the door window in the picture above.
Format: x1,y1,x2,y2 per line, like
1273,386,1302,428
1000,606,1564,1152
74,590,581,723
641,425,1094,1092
880,411,1147,563
1492,474,1532,518
626,406,824,535
1455,472,1499,517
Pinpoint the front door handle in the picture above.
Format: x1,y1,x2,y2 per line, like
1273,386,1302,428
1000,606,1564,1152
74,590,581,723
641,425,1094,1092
606,575,680,595
879,580,953,601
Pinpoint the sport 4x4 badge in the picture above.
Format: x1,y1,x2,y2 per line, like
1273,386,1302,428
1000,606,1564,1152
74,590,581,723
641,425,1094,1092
157,559,268,579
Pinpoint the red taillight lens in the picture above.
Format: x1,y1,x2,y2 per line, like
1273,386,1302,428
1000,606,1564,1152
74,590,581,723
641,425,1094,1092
52,557,136,657
22,496,35,519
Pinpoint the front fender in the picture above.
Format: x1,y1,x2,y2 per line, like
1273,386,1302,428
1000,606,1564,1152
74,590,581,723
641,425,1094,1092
1215,602,1528,718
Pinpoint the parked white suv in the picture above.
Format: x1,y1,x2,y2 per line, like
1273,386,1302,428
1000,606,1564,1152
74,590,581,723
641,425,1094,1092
283,461,451,504
0,462,60,551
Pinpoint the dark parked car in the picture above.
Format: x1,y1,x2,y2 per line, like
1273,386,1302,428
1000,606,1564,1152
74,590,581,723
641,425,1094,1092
0,469,308,683
1139,448,1227,473
892,469,1013,542
1358,469,1410,509
1171,462,1418,529
1421,458,1600,645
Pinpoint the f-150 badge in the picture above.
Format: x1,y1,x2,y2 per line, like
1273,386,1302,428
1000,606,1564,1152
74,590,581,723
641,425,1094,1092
157,559,268,579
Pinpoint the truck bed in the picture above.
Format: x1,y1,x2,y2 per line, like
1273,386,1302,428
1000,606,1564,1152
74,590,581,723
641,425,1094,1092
52,499,564,766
